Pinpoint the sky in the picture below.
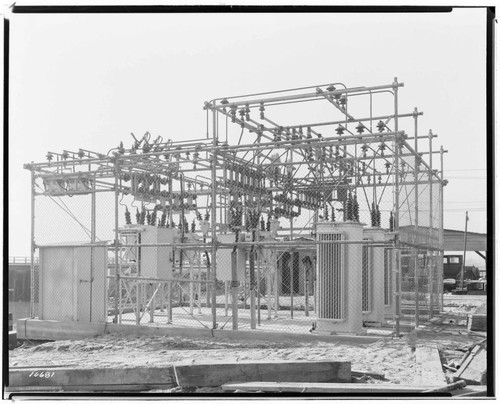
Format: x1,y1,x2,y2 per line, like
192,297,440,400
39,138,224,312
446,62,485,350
7,8,488,260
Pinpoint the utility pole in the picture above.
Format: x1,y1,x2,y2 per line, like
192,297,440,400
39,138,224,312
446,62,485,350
459,211,469,290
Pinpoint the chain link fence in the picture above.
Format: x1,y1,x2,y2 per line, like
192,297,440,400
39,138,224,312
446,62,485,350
25,80,446,336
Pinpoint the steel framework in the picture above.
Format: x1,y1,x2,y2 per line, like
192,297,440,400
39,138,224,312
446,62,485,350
24,78,447,334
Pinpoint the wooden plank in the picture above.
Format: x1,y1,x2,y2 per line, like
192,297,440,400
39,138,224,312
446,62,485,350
5,383,175,393
452,386,488,397
455,345,480,378
221,381,441,393
8,331,17,349
414,345,447,386
351,370,386,380
8,367,176,389
174,361,351,387
454,347,487,385
468,314,487,332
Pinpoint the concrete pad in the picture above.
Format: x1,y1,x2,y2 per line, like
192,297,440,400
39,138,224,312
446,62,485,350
17,319,388,345
18,319,106,341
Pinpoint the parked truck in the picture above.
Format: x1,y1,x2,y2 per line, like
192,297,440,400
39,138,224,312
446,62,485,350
443,254,486,294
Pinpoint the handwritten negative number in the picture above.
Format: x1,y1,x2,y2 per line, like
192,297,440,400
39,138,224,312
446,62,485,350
28,371,55,378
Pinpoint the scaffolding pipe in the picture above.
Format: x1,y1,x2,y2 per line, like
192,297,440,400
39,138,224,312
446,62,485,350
30,170,35,318
206,82,404,108
428,130,434,317
414,108,420,328
211,109,218,329
113,160,120,324
90,174,96,322
393,77,401,337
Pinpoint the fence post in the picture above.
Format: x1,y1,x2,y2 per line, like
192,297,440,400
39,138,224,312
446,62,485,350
231,250,238,330
167,281,172,324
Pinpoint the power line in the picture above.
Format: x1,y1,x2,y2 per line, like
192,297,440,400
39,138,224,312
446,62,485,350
446,169,486,171
446,177,486,179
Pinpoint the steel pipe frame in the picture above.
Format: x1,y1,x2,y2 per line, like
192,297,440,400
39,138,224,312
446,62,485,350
209,82,348,104
205,82,404,109
26,79,446,335
206,85,397,328
413,108,420,327
393,77,402,336
110,275,215,284
209,94,415,194
233,111,422,132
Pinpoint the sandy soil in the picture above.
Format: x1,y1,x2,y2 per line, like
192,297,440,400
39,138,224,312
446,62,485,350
11,334,417,384
9,296,486,392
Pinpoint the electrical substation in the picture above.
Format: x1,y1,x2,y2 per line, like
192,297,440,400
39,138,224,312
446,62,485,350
24,78,447,336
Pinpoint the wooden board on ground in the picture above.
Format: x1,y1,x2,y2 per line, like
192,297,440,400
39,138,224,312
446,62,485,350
454,345,487,385
8,366,176,390
414,345,447,386
5,383,174,393
468,314,487,332
221,381,444,393
174,361,351,387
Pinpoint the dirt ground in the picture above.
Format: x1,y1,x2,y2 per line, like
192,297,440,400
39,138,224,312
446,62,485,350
9,296,486,392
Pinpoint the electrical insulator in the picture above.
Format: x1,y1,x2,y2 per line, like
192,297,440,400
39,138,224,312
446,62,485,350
379,142,386,156
245,104,250,121
259,103,265,119
356,123,365,134
238,108,245,127
326,84,335,92
336,125,345,135
62,151,69,160
339,96,347,106
385,162,391,173
361,144,368,157
306,127,312,139
46,152,53,162
286,157,293,175
230,105,237,123
378,175,382,184
377,120,385,132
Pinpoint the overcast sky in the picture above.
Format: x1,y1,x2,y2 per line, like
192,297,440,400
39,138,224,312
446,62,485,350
8,8,487,259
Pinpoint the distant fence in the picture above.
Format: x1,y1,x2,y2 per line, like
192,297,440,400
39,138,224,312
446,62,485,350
8,257,34,302
9,256,39,264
